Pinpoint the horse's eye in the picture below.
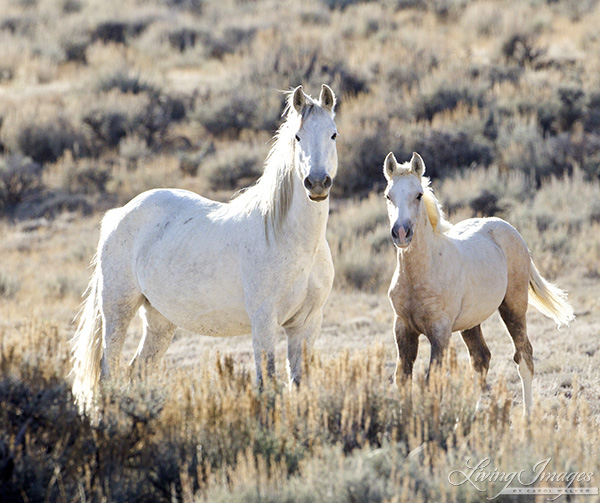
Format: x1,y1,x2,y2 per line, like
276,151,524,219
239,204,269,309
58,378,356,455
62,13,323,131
385,194,391,201
416,193,423,201
331,132,337,140
295,135,300,142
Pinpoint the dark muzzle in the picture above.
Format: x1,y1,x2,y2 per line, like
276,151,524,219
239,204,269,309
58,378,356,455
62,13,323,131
304,174,332,201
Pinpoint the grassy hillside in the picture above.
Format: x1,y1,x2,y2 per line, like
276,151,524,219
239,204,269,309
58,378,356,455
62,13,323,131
1,0,600,501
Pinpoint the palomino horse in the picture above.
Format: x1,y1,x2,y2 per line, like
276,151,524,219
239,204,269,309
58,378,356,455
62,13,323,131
383,152,574,416
72,85,338,412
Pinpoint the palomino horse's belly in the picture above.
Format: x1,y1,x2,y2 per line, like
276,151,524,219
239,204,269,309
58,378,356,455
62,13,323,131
452,298,504,333
451,259,508,332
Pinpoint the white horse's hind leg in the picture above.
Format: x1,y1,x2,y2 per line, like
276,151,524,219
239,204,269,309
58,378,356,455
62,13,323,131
130,301,177,376
99,296,142,381
98,261,144,381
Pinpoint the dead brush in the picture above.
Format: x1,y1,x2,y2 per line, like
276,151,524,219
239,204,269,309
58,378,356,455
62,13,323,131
0,322,599,502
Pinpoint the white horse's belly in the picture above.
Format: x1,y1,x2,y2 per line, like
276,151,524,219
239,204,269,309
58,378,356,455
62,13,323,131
141,262,251,337
178,307,251,337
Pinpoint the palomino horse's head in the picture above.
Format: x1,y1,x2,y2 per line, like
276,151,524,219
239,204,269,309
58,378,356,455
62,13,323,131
383,152,427,248
290,85,338,202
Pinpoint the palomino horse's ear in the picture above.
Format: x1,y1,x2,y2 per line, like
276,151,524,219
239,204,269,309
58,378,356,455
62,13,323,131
410,152,425,177
292,85,305,114
384,152,398,181
320,84,336,113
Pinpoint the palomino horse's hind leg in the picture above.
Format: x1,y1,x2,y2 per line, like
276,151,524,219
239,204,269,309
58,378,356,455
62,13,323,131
499,302,534,416
130,301,177,376
460,325,491,408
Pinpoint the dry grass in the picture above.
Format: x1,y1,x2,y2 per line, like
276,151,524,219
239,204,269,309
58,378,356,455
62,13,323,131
1,316,599,502
1,0,600,501
1,169,599,501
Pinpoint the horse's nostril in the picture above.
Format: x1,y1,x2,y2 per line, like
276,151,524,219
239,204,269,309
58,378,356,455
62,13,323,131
304,177,314,190
391,227,398,240
406,227,412,240
323,175,332,189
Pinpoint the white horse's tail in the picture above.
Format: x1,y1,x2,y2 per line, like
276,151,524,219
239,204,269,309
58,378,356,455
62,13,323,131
528,259,574,328
71,257,103,414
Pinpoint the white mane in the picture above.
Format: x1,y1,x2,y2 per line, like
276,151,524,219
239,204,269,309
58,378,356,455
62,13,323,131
230,90,325,237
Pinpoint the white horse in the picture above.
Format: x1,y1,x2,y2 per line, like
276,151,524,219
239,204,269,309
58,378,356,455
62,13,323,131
72,85,338,411
383,152,574,416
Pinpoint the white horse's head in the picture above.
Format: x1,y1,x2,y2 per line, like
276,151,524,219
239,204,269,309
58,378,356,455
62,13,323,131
290,84,338,202
383,152,427,248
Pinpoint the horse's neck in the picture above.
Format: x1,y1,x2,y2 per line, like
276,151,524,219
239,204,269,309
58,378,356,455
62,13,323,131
397,213,438,278
283,169,329,251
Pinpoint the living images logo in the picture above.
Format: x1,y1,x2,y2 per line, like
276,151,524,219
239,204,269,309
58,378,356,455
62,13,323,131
448,457,598,500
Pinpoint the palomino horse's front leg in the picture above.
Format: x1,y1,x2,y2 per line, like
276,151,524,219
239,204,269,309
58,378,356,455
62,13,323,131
425,321,452,382
393,316,420,388
394,317,419,416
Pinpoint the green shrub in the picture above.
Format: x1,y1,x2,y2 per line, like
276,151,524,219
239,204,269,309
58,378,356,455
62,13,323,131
584,90,600,132
319,0,377,10
62,160,111,195
91,19,151,45
178,142,215,177
406,127,494,178
164,0,204,12
82,90,187,152
414,85,484,122
96,69,160,95
167,27,202,52
193,93,263,138
0,271,20,298
203,142,264,190
4,115,86,164
0,155,43,215
501,32,546,67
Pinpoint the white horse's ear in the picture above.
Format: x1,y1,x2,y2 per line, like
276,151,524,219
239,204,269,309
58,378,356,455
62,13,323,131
292,85,305,114
384,152,397,181
410,152,425,177
320,84,336,113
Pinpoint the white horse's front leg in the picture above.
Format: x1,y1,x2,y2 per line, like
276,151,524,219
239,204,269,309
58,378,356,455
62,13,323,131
284,311,322,388
251,312,278,387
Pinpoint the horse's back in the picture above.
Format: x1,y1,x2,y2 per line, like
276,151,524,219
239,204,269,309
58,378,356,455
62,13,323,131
113,188,218,225
98,188,220,253
94,189,250,332
448,217,527,256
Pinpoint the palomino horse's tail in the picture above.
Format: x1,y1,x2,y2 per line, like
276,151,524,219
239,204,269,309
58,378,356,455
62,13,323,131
71,257,103,414
528,259,574,328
